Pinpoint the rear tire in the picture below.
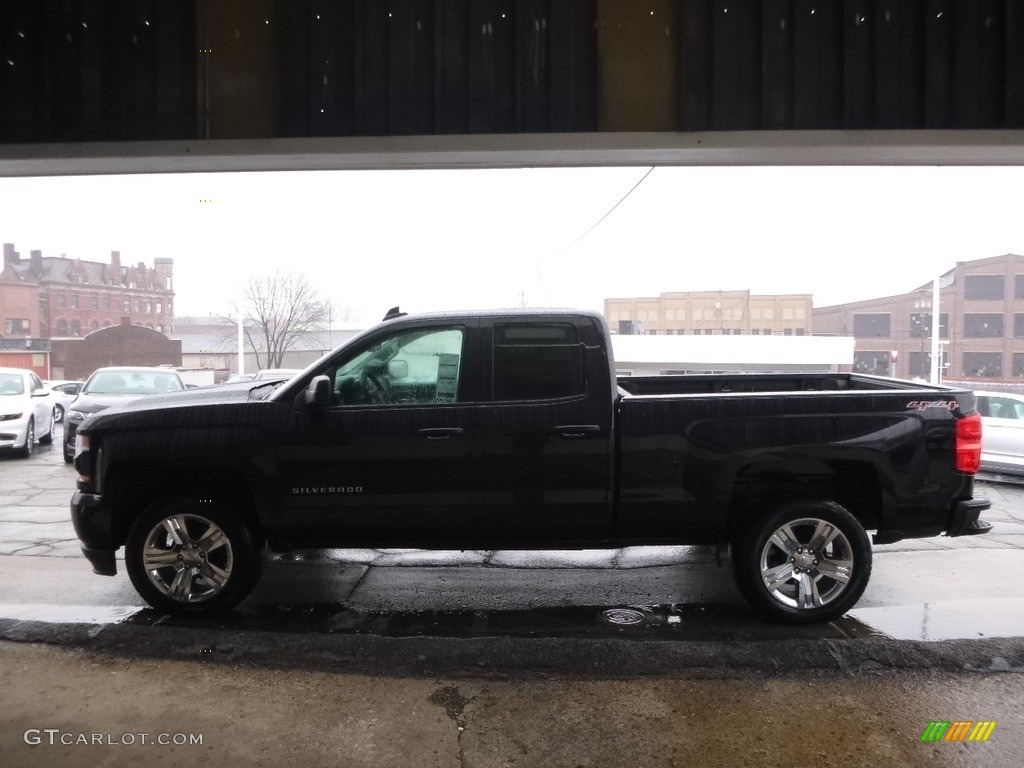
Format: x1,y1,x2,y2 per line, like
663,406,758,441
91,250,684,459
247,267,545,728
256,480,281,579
125,497,263,616
732,500,872,624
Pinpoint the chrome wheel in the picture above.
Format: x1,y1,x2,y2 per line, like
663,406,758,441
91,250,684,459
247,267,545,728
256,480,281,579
141,513,234,603
759,517,854,610
733,500,871,623
126,497,262,615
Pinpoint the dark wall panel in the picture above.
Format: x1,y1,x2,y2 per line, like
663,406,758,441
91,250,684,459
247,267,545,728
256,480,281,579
1,0,1022,141
761,0,793,130
548,0,597,132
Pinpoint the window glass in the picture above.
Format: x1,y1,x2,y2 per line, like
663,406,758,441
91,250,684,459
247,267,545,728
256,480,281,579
965,275,1004,300
332,327,464,406
493,323,583,401
852,313,891,338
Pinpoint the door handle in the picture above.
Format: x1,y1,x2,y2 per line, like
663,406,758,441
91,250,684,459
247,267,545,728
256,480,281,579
555,424,601,438
418,427,464,440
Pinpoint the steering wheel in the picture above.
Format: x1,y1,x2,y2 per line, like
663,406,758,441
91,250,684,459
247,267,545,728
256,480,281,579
360,369,390,404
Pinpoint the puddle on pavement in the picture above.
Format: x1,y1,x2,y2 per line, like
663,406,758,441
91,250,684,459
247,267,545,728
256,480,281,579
3,599,1023,643
121,601,867,641
847,597,1024,641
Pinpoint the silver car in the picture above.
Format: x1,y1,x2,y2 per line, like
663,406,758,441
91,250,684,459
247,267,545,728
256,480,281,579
0,367,57,457
975,391,1024,474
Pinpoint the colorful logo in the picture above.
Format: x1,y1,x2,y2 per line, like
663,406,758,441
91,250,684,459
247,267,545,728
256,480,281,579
920,721,997,742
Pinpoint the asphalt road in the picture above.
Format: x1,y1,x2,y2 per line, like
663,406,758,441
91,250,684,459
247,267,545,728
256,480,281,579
1,426,1023,766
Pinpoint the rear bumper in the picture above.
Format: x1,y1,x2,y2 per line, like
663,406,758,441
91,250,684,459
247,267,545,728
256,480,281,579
946,496,993,537
70,491,118,576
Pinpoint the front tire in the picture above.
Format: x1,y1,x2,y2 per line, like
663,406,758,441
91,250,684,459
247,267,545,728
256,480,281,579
732,500,872,624
17,419,34,458
39,412,55,445
125,497,263,616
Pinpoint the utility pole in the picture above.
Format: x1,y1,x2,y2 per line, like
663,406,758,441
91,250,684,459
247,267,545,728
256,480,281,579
930,277,940,384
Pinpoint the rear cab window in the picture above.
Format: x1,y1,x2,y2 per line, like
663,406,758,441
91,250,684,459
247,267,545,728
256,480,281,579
492,323,584,401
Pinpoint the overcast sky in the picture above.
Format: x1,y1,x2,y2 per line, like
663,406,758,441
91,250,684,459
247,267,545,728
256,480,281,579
1,165,1022,325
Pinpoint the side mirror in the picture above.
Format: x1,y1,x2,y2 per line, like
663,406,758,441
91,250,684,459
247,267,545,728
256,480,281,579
300,375,332,410
388,360,409,380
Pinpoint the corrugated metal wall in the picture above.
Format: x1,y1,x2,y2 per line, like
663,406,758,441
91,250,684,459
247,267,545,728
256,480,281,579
1,0,1022,143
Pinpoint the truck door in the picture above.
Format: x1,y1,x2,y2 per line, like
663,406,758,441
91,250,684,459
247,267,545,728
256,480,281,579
472,319,614,544
274,321,476,545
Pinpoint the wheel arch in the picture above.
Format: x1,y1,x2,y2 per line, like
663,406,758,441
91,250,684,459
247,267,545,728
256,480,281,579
723,457,885,543
107,463,266,546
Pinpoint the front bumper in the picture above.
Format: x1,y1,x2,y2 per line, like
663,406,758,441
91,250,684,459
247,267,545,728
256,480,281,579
70,491,117,575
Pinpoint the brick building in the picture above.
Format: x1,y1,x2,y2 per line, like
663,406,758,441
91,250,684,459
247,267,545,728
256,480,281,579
49,319,182,381
604,290,813,336
813,254,1024,384
0,244,174,340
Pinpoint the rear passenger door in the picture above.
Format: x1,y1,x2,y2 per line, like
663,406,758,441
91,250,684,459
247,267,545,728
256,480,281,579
472,319,614,544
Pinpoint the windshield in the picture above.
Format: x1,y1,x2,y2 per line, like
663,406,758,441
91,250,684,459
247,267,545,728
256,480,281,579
0,374,25,396
84,371,184,395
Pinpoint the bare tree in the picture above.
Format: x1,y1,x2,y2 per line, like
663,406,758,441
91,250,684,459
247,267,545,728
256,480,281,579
237,271,331,370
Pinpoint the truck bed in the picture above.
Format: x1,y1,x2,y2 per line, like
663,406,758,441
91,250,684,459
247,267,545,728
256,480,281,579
617,372,957,396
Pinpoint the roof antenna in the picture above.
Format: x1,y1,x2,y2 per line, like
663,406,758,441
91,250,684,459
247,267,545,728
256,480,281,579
382,306,407,321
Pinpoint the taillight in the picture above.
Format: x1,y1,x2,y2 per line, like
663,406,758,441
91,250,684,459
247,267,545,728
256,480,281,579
955,412,982,474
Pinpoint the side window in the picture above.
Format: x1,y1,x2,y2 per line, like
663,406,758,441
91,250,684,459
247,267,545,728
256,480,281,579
332,327,464,406
493,323,583,401
989,397,1022,420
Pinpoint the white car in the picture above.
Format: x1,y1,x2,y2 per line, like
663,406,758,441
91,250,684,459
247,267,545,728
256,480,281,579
974,391,1024,474
0,367,57,458
44,379,84,423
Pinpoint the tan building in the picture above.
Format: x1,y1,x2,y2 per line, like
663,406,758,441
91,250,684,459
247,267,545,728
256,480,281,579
604,290,813,336
813,253,1024,384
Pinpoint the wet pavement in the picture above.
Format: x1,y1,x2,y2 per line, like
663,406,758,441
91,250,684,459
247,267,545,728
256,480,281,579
3,427,1024,766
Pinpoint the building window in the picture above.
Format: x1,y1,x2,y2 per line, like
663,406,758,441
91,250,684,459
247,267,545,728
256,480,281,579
70,320,81,337
852,314,891,338
124,299,131,312
784,328,793,336
1014,354,1024,378
854,351,890,375
4,319,30,334
89,320,99,331
155,302,162,314
55,319,68,335
71,294,79,309
965,275,1004,300
963,352,1002,377
763,328,772,336
1015,275,1024,300
91,295,99,310
103,296,111,311
909,313,949,339
57,293,66,309
795,328,805,336
751,329,760,335
964,313,1004,338
1015,314,1024,338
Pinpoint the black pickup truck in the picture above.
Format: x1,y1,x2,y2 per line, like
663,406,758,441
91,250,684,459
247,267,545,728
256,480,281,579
71,308,991,623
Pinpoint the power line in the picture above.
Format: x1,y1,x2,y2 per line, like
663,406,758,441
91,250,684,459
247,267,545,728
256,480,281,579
559,167,655,252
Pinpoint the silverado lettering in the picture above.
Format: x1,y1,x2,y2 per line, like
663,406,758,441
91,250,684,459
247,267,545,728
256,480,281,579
70,308,992,623
291,487,364,495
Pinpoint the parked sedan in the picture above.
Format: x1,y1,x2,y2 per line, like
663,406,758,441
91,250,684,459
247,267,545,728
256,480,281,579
0,367,57,457
45,379,84,422
63,367,185,463
975,391,1024,474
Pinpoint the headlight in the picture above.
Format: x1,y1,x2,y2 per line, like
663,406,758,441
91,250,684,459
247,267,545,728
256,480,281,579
0,413,22,422
67,409,89,421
